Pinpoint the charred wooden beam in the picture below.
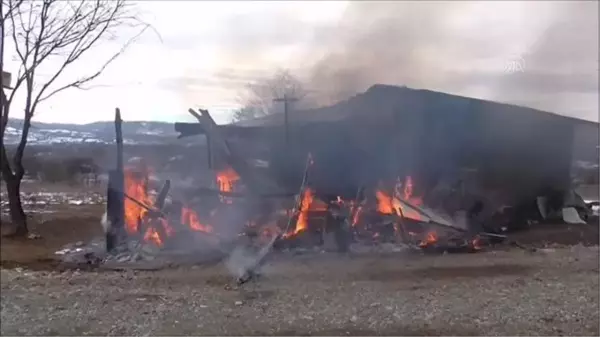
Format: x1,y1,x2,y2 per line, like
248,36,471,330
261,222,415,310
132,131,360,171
188,109,254,190
106,108,125,252
123,193,165,218
187,108,282,195
238,154,313,285
206,134,213,169
393,215,410,245
115,108,124,173
237,234,278,285
327,202,351,252
155,179,171,210
106,170,124,252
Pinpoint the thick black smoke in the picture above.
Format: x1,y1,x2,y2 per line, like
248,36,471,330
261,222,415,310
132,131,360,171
301,1,598,121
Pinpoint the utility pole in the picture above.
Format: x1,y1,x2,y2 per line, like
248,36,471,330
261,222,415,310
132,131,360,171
273,93,298,147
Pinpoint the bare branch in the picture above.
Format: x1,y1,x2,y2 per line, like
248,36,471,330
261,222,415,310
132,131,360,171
2,0,149,179
234,69,309,121
11,0,47,178
37,13,151,104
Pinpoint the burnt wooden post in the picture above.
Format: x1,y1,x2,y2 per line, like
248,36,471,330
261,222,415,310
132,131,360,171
106,108,125,252
155,179,171,210
206,134,213,169
106,170,124,251
115,108,124,173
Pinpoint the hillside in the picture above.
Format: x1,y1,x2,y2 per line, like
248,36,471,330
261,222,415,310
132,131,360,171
3,119,183,146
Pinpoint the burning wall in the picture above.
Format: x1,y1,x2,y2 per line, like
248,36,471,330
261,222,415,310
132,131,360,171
119,163,214,248
115,161,471,253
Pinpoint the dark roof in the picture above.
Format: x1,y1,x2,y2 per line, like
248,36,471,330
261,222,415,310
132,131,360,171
234,84,599,128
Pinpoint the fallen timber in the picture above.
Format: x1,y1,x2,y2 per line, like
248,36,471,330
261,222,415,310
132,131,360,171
187,108,285,196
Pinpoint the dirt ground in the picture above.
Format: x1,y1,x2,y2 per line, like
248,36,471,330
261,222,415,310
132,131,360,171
1,186,599,336
1,244,599,336
0,204,104,270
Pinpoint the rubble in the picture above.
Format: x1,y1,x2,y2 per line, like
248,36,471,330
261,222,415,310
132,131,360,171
62,106,594,276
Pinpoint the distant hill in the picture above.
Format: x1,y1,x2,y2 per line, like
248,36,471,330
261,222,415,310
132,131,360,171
3,119,186,146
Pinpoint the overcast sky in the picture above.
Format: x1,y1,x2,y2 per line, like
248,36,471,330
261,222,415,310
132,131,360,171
3,1,598,124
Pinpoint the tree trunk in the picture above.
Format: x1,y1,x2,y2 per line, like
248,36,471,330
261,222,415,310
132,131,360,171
5,177,28,236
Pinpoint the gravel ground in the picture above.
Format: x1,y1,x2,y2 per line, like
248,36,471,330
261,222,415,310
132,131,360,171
1,246,599,336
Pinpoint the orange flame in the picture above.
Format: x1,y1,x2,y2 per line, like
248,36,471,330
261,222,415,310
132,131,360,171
387,175,424,220
351,203,363,227
122,165,215,247
284,188,316,238
375,190,394,214
403,176,414,200
181,206,212,233
124,167,152,234
160,218,175,237
216,166,240,204
392,198,423,221
143,227,163,246
471,235,482,250
377,188,423,221
395,175,423,206
419,231,438,247
216,167,240,193
295,188,315,234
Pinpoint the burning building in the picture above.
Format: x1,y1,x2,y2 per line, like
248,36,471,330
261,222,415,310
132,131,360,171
94,84,596,269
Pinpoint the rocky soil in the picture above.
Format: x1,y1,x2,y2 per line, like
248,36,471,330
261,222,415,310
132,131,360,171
1,245,599,336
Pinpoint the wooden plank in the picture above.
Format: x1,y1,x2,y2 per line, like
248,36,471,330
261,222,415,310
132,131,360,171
155,180,171,210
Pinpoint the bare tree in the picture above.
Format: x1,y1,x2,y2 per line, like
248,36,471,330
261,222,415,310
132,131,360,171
233,69,309,122
0,0,148,236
